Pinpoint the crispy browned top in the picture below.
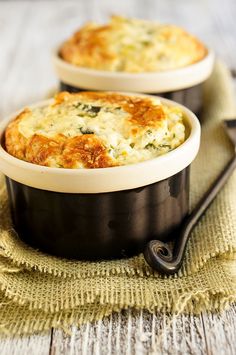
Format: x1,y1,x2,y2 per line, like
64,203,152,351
60,23,116,69
62,134,116,168
60,16,207,72
55,91,165,127
4,91,185,169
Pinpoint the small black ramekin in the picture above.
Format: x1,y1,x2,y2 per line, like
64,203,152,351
6,168,189,259
0,96,200,260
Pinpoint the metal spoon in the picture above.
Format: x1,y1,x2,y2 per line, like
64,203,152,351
144,119,236,275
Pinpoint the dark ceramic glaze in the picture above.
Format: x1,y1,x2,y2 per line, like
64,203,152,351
6,167,189,260
59,82,202,116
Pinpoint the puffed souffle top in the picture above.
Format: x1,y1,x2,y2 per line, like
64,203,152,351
5,91,185,168
60,15,207,73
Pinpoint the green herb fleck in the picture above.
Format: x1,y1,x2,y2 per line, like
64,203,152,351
145,143,156,149
87,106,101,117
159,144,171,149
74,102,83,109
79,127,94,135
74,102,101,117
141,40,151,46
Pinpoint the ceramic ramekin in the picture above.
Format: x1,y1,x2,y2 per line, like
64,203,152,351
52,48,214,94
0,96,200,260
52,48,214,114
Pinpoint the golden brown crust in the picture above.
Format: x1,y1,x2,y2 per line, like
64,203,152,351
60,16,207,72
62,135,116,169
60,23,116,69
64,91,165,127
4,92,128,168
25,134,65,167
4,91,185,169
5,109,29,160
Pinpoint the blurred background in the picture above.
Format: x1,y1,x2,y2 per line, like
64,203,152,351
0,0,235,116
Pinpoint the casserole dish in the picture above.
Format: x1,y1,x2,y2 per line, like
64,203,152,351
0,95,200,260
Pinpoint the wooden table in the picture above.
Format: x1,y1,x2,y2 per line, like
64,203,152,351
0,0,235,353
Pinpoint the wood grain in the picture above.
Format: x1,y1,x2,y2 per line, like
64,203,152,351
0,0,235,354
1,308,235,355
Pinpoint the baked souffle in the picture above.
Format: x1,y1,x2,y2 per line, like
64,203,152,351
5,92,185,168
60,16,207,73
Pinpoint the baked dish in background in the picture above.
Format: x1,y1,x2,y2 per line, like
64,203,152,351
53,16,214,94
60,15,207,73
5,91,185,168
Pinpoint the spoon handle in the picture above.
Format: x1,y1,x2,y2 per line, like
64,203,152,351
144,155,236,275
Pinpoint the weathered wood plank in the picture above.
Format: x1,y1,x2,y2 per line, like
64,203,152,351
0,331,52,355
201,307,236,355
1,306,235,355
49,307,236,355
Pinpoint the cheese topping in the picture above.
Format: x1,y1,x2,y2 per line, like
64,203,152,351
60,16,207,73
5,92,185,168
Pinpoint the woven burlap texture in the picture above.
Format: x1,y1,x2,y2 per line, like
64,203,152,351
0,61,235,337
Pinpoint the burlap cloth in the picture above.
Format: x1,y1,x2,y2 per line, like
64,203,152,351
0,61,235,337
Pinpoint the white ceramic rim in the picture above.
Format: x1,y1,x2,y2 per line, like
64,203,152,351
0,95,201,193
52,47,214,93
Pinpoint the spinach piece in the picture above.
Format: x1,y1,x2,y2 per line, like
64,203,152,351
145,143,156,149
159,144,171,149
85,105,101,117
74,102,101,117
79,127,94,135
88,106,101,114
141,40,151,46
145,143,171,150
73,102,83,109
